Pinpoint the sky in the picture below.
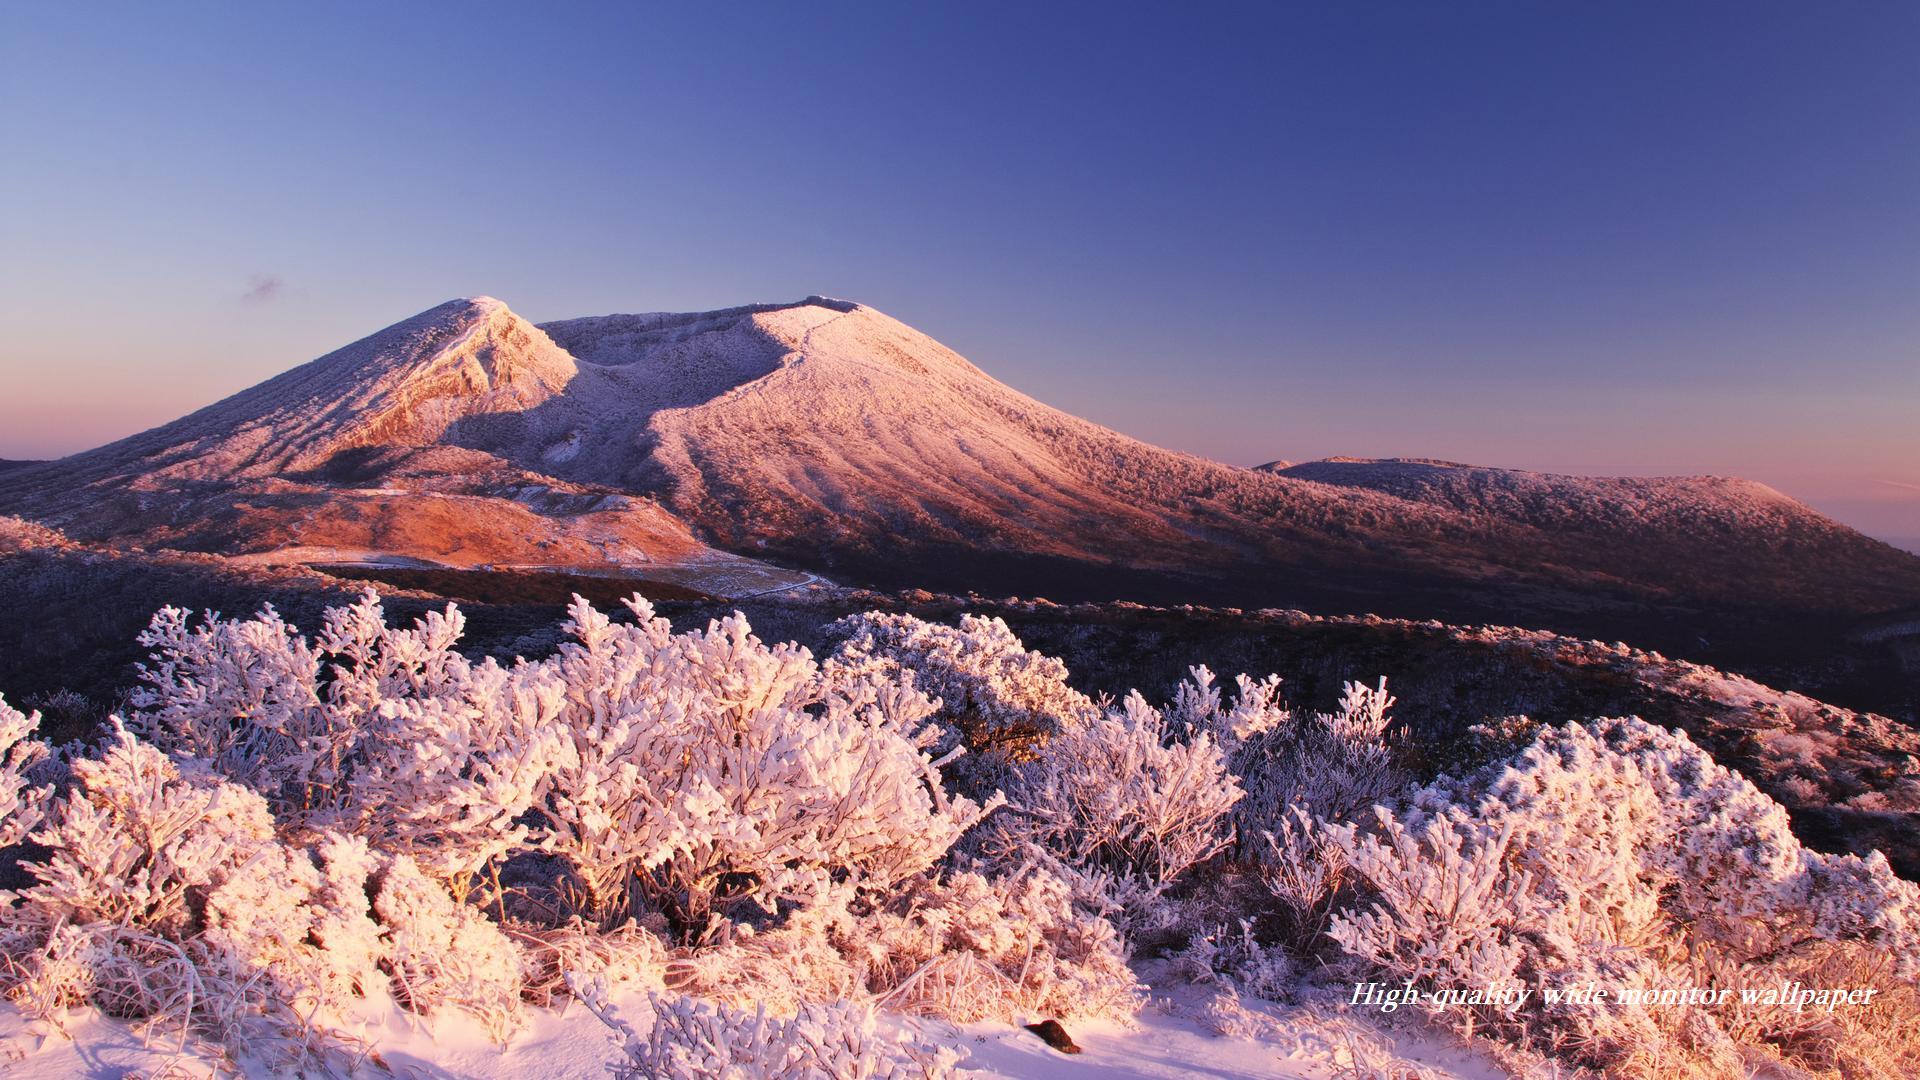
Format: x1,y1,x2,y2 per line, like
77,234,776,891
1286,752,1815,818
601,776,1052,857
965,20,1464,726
2,2,1917,544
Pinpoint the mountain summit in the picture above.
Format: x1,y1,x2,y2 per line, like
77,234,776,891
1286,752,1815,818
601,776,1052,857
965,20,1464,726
43,298,575,485
4,296,1918,654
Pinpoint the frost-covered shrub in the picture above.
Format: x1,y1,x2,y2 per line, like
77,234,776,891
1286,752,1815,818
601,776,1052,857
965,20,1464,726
1326,810,1549,1005
1252,805,1350,950
2,725,526,1060
350,660,571,894
131,593,567,895
305,831,389,1001
657,864,1141,1025
662,898,869,1016
372,850,524,1038
3,727,363,1061
518,920,669,1007
1421,716,1920,975
851,867,1140,1021
0,694,52,849
131,602,327,802
1165,664,1290,747
18,725,292,939
570,981,966,1080
828,611,1098,793
1169,918,1295,1002
982,689,1239,922
1323,715,1920,1074
126,592,1002,933
305,594,572,894
537,597,1001,935
1234,677,1404,836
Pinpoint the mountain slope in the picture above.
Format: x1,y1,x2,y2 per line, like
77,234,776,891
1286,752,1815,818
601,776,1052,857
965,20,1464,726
0,299,807,596
1265,457,1838,541
34,298,575,486
522,299,1920,635
526,301,1579,605
4,296,1919,657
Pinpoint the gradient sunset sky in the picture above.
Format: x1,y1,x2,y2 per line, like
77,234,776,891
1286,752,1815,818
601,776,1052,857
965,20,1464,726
2,3,1916,544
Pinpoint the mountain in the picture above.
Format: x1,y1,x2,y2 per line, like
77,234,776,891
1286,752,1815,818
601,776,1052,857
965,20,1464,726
0,299,809,597
1254,456,1918,625
1263,457,1836,539
5,295,1919,661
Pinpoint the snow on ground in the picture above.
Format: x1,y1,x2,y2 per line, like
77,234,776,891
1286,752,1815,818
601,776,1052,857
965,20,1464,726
1,989,1511,1079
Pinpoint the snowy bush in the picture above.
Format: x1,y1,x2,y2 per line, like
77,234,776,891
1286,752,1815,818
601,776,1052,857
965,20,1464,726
24,590,1920,1077
0,694,52,849
536,597,1002,935
1169,918,1295,1002
659,865,1140,1024
2,724,526,1061
828,611,1098,794
350,659,571,896
18,724,293,941
131,593,567,895
1164,664,1291,747
124,593,1002,933
131,602,329,806
570,980,967,1080
517,919,670,1007
849,866,1141,1021
981,688,1239,923
1322,715,1920,1074
372,850,525,1038
1253,804,1351,949
4,726,361,1061
1234,676,1404,836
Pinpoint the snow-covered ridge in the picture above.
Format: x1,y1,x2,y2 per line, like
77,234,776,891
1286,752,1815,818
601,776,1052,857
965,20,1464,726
542,297,856,367
1262,456,1812,536
1,298,575,485
1,295,1917,638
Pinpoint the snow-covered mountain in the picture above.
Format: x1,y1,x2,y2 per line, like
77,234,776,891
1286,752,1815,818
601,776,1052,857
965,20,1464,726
4,295,1918,649
0,299,805,594
1263,456,1832,540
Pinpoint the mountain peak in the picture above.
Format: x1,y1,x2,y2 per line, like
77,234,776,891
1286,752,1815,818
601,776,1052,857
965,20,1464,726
5,297,576,486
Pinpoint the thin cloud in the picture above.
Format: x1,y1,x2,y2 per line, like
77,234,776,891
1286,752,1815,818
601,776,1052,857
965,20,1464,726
1870,478,1920,496
240,274,284,304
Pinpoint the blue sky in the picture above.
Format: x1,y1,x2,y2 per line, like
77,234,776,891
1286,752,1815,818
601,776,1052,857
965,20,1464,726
2,2,1916,541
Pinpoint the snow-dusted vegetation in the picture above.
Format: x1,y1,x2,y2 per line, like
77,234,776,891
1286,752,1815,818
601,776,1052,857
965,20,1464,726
2,594,1916,1077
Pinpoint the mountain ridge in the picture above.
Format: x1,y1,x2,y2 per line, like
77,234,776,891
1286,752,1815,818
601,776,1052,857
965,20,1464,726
3,295,1918,659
